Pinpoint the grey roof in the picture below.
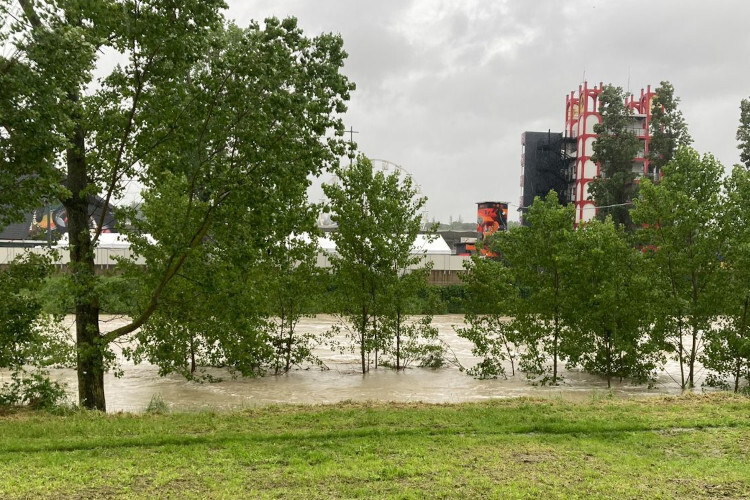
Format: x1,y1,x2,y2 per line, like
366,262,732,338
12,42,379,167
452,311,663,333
0,213,33,240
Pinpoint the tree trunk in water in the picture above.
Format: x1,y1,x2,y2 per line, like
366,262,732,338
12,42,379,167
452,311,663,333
677,317,685,390
64,110,106,411
190,336,196,374
735,296,749,393
552,316,559,385
360,307,367,374
689,320,698,389
606,331,612,389
396,310,401,371
285,327,294,373
373,316,378,369
505,340,515,376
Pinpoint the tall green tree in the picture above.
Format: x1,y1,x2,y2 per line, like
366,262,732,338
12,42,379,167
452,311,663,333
632,147,726,389
378,265,441,371
701,165,750,392
566,218,663,387
589,84,640,230
738,98,750,169
0,2,71,227
648,81,692,178
324,156,429,374
263,234,326,375
491,191,576,384
457,254,519,379
1,1,353,410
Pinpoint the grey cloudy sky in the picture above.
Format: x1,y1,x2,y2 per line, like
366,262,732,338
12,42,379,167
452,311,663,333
226,0,750,222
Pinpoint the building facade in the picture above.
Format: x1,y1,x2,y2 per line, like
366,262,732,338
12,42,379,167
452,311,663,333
521,81,655,225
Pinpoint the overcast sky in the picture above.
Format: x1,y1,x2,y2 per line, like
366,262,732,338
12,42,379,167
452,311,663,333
226,0,750,222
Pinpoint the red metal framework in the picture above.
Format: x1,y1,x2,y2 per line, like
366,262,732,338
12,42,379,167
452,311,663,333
565,82,654,224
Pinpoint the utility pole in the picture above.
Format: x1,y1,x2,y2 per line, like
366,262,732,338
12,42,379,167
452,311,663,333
345,125,359,165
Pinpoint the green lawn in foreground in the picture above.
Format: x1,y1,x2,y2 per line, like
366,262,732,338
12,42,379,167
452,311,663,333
1,394,749,499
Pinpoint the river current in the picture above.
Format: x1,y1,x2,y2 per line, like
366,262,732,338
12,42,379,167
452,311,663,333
9,315,703,412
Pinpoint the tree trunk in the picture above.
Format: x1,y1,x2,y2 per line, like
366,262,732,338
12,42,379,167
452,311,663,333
677,317,686,390
505,339,515,376
606,337,612,389
689,320,698,389
735,296,749,393
688,271,700,390
360,307,367,374
396,310,401,371
64,107,106,411
552,316,559,385
285,327,294,373
373,316,378,369
190,335,196,374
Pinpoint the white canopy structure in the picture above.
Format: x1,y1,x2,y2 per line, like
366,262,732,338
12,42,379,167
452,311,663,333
306,233,451,256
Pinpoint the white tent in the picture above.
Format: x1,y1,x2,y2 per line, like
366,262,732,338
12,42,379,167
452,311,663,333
55,232,155,248
305,233,451,256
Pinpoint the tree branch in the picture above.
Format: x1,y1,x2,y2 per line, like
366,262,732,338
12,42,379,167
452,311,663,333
18,0,41,28
102,205,216,343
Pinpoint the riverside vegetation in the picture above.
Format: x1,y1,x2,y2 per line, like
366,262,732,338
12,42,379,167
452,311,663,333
1,0,750,411
5,114,750,409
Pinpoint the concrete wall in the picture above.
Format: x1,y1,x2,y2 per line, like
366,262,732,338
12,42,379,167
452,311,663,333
0,245,145,272
2,246,469,285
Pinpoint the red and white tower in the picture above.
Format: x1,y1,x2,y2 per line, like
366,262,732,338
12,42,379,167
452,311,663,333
564,82,655,225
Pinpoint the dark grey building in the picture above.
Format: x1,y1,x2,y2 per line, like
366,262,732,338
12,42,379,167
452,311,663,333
519,131,575,224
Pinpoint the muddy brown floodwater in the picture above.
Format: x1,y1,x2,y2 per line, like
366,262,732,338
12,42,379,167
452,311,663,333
5,315,706,412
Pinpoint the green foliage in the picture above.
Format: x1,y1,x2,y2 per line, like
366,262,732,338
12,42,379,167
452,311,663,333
0,1,74,227
457,255,519,379
426,285,466,314
632,147,726,389
649,81,692,175
1,0,353,409
565,218,664,387
145,394,170,415
0,370,68,410
457,315,518,379
0,254,72,369
701,165,750,391
489,192,576,385
324,156,432,373
738,98,750,169
589,84,640,230
262,236,328,375
379,315,443,369
0,253,72,409
37,275,139,315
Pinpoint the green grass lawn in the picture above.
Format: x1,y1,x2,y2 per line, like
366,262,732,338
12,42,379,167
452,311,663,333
2,393,749,499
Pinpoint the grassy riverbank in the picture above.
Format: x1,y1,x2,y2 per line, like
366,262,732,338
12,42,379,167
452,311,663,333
2,394,749,499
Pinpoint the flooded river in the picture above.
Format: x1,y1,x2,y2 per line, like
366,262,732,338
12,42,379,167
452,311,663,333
10,315,704,412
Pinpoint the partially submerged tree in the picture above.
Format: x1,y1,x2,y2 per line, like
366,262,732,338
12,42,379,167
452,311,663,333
589,84,640,230
0,253,72,408
324,156,431,374
632,147,726,389
490,191,576,384
1,1,353,409
457,253,519,379
701,165,750,392
379,266,442,371
263,234,326,375
566,218,663,387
